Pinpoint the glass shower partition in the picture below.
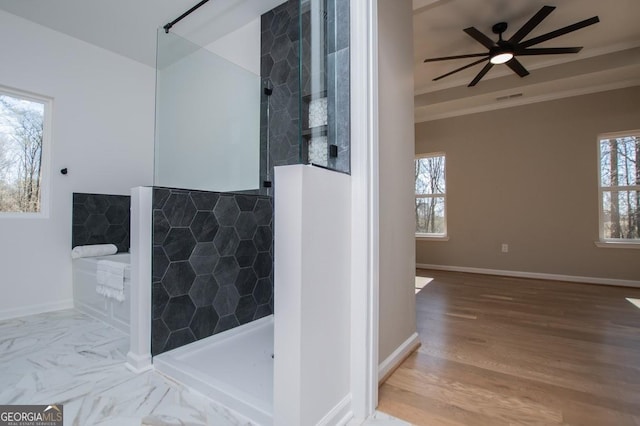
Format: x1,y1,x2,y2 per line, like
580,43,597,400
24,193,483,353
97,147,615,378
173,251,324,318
299,0,350,174
155,29,261,193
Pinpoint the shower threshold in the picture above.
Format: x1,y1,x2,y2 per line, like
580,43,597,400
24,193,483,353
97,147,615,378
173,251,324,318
154,315,274,425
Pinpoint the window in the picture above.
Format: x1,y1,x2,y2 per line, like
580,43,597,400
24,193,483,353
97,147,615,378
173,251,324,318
0,86,51,216
598,131,639,243
415,153,446,237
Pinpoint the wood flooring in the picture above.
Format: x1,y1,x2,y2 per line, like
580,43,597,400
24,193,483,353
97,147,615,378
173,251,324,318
378,270,640,425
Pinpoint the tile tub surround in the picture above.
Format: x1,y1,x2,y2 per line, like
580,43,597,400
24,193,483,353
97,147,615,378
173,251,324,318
0,310,256,425
72,192,131,253
152,187,274,356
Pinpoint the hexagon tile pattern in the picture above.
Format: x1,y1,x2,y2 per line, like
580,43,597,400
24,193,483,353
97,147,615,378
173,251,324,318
151,187,273,356
72,193,131,253
260,0,301,188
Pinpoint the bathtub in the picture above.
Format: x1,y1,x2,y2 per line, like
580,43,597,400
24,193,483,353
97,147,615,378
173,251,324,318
154,315,274,425
72,252,131,334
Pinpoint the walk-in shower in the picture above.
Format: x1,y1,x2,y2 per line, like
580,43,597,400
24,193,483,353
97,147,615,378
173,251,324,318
141,0,351,423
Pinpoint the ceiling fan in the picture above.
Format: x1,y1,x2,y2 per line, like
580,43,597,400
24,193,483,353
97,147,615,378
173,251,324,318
424,6,600,87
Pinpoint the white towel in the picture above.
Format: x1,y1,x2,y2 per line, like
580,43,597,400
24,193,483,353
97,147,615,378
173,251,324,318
72,244,117,259
96,259,126,301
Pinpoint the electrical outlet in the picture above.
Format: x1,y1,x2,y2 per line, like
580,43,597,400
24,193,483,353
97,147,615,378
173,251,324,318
501,243,509,253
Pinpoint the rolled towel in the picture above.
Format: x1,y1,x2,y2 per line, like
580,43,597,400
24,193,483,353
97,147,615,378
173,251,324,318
71,244,118,259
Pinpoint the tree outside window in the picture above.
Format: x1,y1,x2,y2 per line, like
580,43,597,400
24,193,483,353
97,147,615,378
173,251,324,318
415,153,446,236
598,131,640,242
0,90,46,214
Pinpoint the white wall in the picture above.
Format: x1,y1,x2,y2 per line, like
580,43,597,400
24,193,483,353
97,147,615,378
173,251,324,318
155,19,261,193
206,18,261,75
377,0,418,364
0,10,155,319
274,165,352,425
416,87,640,283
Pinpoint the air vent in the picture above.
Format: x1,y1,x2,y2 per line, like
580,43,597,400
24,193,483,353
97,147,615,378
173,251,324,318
496,93,523,101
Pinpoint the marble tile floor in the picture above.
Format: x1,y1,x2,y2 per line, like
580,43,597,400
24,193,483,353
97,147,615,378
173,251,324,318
0,309,254,425
0,309,408,426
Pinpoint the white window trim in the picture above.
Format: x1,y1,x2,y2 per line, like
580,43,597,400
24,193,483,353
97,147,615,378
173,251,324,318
596,130,640,246
0,85,53,219
415,152,447,239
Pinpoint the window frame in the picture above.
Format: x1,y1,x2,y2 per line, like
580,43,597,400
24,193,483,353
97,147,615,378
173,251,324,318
596,130,640,247
415,152,448,240
0,85,53,219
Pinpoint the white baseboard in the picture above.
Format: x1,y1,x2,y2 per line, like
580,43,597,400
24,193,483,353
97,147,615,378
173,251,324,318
378,332,420,384
0,299,74,321
318,393,352,426
416,263,640,288
125,352,153,374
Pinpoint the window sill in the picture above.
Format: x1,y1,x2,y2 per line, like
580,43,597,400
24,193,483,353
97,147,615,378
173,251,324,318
416,234,449,241
594,241,640,250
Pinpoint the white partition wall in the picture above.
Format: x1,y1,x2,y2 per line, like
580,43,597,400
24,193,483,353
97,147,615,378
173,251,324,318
126,186,153,373
273,165,352,425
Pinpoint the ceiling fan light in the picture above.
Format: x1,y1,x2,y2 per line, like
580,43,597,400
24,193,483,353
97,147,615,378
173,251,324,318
490,52,514,64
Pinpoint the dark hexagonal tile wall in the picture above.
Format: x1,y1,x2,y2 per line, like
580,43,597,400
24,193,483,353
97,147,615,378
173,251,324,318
189,242,219,275
253,226,272,252
162,295,196,330
105,204,127,224
235,267,258,296
214,227,240,257
214,196,240,226
164,192,197,227
260,0,301,187
164,328,196,352
162,261,196,297
254,278,272,305
254,252,273,279
153,210,170,244
72,193,131,253
214,256,240,286
152,318,170,355
190,211,219,242
236,295,257,325
215,315,240,334
213,285,240,317
152,246,170,281
152,282,169,320
190,306,219,339
189,191,219,210
235,240,257,268
151,188,273,356
189,274,219,307
163,228,196,261
235,212,258,240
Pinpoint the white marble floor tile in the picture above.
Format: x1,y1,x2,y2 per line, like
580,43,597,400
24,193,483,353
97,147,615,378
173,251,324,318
360,411,413,425
0,310,253,426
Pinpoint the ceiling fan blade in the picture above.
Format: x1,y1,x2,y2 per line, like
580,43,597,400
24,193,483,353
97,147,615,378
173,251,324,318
463,27,496,49
506,58,530,77
424,53,489,63
468,62,494,87
516,47,583,55
509,5,555,44
520,16,600,48
433,57,490,81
